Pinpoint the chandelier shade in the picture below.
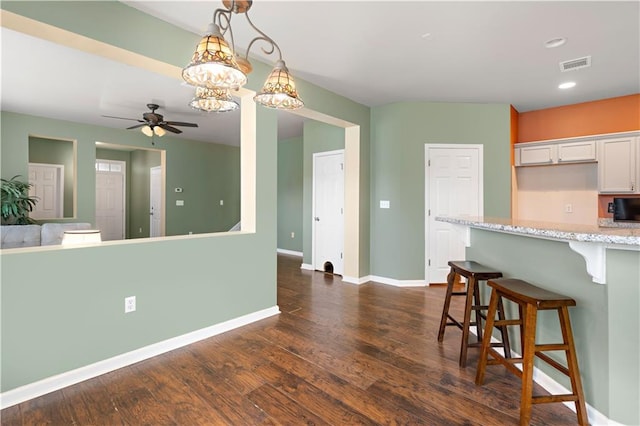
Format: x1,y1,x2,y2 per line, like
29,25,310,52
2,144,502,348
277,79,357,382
182,2,303,110
190,87,239,113
182,23,247,89
254,60,304,110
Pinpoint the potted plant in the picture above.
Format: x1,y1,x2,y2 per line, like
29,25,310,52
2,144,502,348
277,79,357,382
1,175,38,225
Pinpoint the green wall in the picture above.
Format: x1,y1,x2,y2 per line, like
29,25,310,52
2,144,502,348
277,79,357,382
3,112,240,238
302,121,346,266
370,102,511,280
130,149,161,239
467,228,640,425
277,137,303,252
164,138,240,235
1,0,371,394
28,136,74,217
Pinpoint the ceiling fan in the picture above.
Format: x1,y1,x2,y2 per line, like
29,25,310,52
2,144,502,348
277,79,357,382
103,103,198,137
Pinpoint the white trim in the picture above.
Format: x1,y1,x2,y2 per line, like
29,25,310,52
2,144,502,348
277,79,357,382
342,275,371,285
300,263,314,271
515,130,640,147
425,144,484,285
312,149,345,274
277,248,303,257
0,305,280,409
369,275,427,287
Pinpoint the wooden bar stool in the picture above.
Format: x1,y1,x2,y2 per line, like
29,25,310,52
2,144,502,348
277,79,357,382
475,278,588,426
437,260,511,367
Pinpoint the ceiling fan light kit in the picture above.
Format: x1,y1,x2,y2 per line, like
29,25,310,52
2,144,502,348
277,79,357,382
182,0,304,112
103,103,198,141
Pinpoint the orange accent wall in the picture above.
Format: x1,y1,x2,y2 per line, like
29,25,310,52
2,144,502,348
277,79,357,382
510,105,518,165
518,94,640,142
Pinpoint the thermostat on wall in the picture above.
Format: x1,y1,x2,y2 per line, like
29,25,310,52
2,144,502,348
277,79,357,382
175,188,183,193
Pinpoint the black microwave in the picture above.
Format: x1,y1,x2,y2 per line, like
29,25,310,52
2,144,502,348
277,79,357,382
613,197,640,222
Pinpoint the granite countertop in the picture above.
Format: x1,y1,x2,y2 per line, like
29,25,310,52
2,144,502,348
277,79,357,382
436,216,640,247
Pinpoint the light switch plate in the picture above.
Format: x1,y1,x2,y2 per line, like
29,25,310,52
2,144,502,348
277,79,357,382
380,200,390,209
176,200,184,206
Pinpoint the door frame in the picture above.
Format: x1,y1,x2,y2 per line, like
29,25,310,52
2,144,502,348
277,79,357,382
424,143,484,284
312,149,345,274
95,159,126,240
28,162,64,219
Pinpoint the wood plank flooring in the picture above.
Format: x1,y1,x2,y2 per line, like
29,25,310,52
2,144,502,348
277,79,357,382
1,254,581,425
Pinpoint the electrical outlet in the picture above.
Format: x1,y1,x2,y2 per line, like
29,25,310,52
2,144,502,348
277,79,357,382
564,203,573,213
291,232,295,239
125,296,136,313
220,199,224,206
608,202,615,213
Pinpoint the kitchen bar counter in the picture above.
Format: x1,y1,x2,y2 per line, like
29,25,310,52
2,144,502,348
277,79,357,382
435,216,640,425
436,216,640,247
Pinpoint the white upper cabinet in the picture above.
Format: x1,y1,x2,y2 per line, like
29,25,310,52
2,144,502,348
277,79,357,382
557,141,597,163
598,137,638,193
517,144,558,165
515,140,596,166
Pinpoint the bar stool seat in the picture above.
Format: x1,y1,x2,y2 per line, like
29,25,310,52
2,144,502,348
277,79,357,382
437,260,511,367
475,278,588,425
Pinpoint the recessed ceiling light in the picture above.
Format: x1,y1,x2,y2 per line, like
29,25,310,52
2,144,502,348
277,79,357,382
545,37,567,48
558,82,576,89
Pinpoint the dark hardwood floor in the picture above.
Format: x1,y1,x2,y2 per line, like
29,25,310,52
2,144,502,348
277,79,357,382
1,254,581,425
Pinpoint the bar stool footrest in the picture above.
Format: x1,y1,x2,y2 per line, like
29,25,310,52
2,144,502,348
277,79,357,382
532,395,579,404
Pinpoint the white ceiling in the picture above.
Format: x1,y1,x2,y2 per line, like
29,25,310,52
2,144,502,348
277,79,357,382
2,1,639,146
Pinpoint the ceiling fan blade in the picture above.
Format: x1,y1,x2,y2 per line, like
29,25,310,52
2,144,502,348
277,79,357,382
102,115,143,122
159,124,182,134
126,123,147,130
165,121,198,128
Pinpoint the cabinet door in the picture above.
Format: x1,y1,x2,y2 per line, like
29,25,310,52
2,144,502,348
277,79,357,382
558,141,596,163
519,144,557,165
598,137,637,193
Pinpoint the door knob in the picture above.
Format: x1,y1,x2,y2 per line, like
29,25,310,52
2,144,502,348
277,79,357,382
314,217,320,221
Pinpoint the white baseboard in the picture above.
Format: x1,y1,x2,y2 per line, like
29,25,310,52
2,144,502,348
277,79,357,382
276,248,303,257
342,275,371,285
469,327,618,425
300,263,314,271
0,305,280,409
369,275,427,287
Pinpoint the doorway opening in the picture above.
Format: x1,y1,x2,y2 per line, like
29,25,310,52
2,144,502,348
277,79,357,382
312,149,345,276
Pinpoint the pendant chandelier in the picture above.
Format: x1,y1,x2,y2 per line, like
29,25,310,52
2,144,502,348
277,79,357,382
183,0,304,112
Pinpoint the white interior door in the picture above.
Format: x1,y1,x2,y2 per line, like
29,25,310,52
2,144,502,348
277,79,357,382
426,145,483,284
28,163,64,219
313,150,345,275
95,160,125,241
150,166,162,237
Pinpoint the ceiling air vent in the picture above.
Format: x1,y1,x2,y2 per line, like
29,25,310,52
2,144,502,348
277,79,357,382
559,56,591,72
